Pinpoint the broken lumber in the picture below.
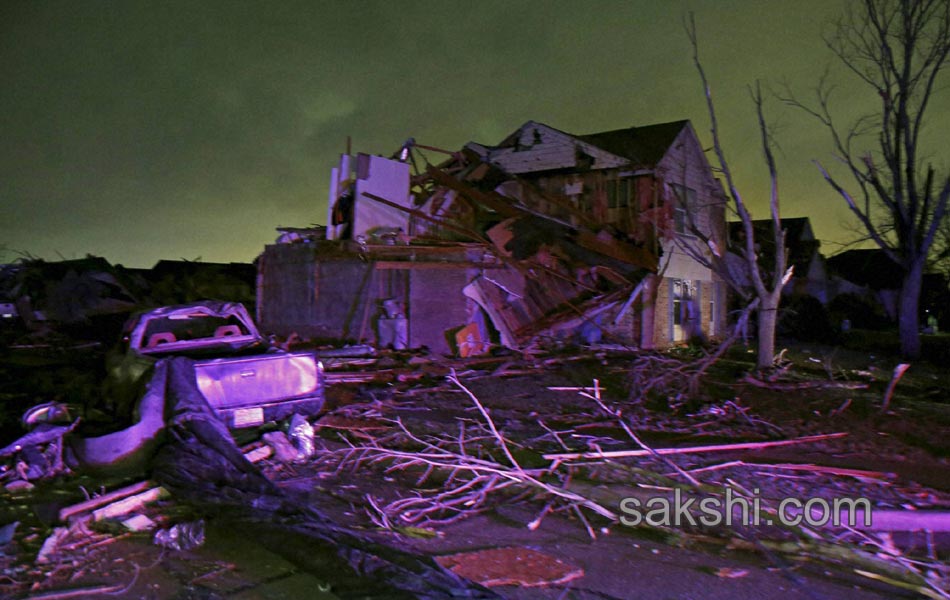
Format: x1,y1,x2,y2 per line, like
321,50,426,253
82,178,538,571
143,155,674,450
23,584,126,600
91,486,168,521
881,363,911,413
242,444,273,464
58,480,154,523
542,432,848,461
749,462,893,480
740,375,869,391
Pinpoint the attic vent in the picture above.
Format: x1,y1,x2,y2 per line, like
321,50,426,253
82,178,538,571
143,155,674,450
574,146,594,170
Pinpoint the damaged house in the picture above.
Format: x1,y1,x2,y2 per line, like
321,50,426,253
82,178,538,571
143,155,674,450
257,119,727,354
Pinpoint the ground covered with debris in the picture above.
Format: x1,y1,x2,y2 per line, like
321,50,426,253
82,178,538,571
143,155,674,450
2,341,950,599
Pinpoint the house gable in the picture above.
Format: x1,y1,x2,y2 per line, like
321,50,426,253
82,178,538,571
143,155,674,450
654,123,721,205
481,121,629,175
579,120,690,168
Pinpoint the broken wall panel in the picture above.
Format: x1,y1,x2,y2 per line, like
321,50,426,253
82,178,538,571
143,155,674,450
353,155,412,239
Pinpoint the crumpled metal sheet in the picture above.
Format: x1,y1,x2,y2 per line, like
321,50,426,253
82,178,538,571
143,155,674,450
0,422,77,481
154,520,205,551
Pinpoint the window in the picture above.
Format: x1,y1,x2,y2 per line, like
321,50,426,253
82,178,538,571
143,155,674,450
671,278,698,342
671,184,696,235
607,178,633,209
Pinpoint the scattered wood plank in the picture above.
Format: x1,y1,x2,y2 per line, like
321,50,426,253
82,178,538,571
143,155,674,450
675,460,893,480
91,486,169,522
24,584,126,600
36,527,69,564
881,363,911,413
749,462,893,480
242,444,273,464
58,480,154,523
325,372,392,384
542,432,848,462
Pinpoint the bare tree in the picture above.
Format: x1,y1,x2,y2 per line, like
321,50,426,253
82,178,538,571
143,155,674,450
786,0,950,358
682,15,793,370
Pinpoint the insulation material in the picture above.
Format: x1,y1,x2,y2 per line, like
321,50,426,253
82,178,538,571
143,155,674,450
455,322,488,357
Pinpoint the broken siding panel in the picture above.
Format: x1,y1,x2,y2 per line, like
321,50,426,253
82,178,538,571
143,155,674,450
353,155,412,238
463,274,522,348
489,145,578,173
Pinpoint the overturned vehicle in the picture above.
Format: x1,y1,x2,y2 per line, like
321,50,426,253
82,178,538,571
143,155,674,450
5,301,325,475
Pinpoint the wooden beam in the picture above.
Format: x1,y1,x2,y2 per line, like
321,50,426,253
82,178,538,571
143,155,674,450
58,480,154,523
543,432,848,462
425,165,523,218
374,261,502,270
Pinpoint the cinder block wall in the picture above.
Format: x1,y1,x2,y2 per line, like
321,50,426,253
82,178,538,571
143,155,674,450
408,268,473,356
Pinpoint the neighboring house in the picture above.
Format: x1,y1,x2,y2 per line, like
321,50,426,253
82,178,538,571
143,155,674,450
826,249,903,320
140,260,256,306
257,119,728,354
0,256,140,325
728,217,828,302
824,248,949,330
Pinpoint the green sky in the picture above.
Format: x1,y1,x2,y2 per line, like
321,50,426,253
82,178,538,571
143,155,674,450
2,0,948,267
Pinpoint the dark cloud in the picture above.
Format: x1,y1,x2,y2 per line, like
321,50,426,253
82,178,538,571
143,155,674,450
2,0,947,266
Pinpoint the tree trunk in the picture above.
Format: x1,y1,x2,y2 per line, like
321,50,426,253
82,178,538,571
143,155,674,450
898,260,924,359
639,275,658,349
756,297,778,370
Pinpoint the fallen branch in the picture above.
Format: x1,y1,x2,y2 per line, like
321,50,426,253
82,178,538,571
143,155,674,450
740,374,869,391
581,379,701,487
542,432,848,461
330,371,619,533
